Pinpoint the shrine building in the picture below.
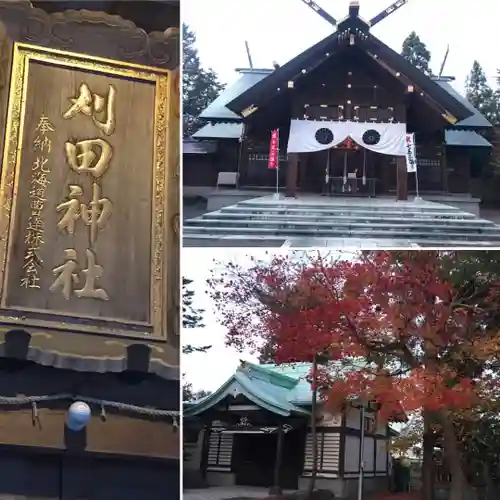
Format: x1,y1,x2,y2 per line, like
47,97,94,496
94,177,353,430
184,362,401,498
184,2,492,203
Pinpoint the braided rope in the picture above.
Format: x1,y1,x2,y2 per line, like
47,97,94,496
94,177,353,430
0,393,179,419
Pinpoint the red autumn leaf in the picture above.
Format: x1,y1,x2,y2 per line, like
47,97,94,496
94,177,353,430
209,251,500,423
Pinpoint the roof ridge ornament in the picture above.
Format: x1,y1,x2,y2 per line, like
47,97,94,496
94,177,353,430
349,0,360,18
298,0,411,30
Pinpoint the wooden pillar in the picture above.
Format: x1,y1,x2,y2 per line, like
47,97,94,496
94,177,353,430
200,423,211,479
236,123,248,188
442,144,448,193
286,153,299,197
395,102,407,201
396,156,408,201
269,426,285,495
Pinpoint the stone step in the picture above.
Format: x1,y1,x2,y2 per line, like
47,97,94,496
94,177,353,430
183,197,500,246
197,213,491,227
237,201,464,213
182,225,500,241
186,218,500,234
220,206,475,219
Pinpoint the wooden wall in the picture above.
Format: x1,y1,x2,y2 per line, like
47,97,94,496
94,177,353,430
290,52,406,123
239,48,448,193
447,148,472,193
341,405,389,479
0,363,179,459
0,449,179,500
183,141,240,188
32,1,180,32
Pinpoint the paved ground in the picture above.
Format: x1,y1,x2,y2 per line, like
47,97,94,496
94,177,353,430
283,238,421,248
480,207,500,225
235,193,441,209
183,238,286,247
183,486,295,500
183,237,419,248
183,201,207,221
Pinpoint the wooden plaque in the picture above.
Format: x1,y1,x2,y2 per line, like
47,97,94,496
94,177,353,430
0,43,173,340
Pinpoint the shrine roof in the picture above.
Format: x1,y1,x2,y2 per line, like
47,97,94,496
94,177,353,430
183,139,218,154
434,79,492,128
197,72,490,136
444,130,492,148
183,359,368,417
183,361,311,417
199,69,272,122
224,20,474,124
192,122,243,139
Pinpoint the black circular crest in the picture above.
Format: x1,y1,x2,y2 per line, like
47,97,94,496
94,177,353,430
362,129,381,146
315,127,334,145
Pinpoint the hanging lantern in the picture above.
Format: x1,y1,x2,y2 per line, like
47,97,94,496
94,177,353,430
334,138,359,150
66,401,91,431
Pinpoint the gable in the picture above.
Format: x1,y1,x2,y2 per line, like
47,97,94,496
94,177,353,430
183,364,310,418
225,19,473,124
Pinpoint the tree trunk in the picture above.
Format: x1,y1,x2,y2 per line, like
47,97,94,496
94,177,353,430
421,411,436,500
440,413,467,500
307,356,318,498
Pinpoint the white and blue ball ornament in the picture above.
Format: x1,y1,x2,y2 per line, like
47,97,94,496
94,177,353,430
66,401,91,431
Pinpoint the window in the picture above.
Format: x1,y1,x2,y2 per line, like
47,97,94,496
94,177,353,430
304,431,340,472
207,432,233,469
364,415,376,433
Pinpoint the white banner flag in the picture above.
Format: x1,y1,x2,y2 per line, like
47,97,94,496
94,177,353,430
405,133,417,173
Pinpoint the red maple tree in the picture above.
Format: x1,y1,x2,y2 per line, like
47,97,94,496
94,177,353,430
209,251,500,500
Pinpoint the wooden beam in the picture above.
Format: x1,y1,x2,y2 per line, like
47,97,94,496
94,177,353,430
0,408,179,459
365,51,458,124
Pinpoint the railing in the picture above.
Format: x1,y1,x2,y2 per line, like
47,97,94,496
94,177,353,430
325,176,377,197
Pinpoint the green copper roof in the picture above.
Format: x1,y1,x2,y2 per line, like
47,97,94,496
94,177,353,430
183,360,367,418
184,361,310,418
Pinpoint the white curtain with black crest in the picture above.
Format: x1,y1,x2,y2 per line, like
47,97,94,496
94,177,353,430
287,119,407,156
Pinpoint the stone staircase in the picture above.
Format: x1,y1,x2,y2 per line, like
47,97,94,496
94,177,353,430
183,197,500,247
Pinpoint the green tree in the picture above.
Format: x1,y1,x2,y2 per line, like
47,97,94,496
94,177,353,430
183,383,211,401
182,277,211,402
183,380,194,401
466,61,500,125
183,24,225,137
182,277,204,329
182,277,211,354
401,31,432,75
